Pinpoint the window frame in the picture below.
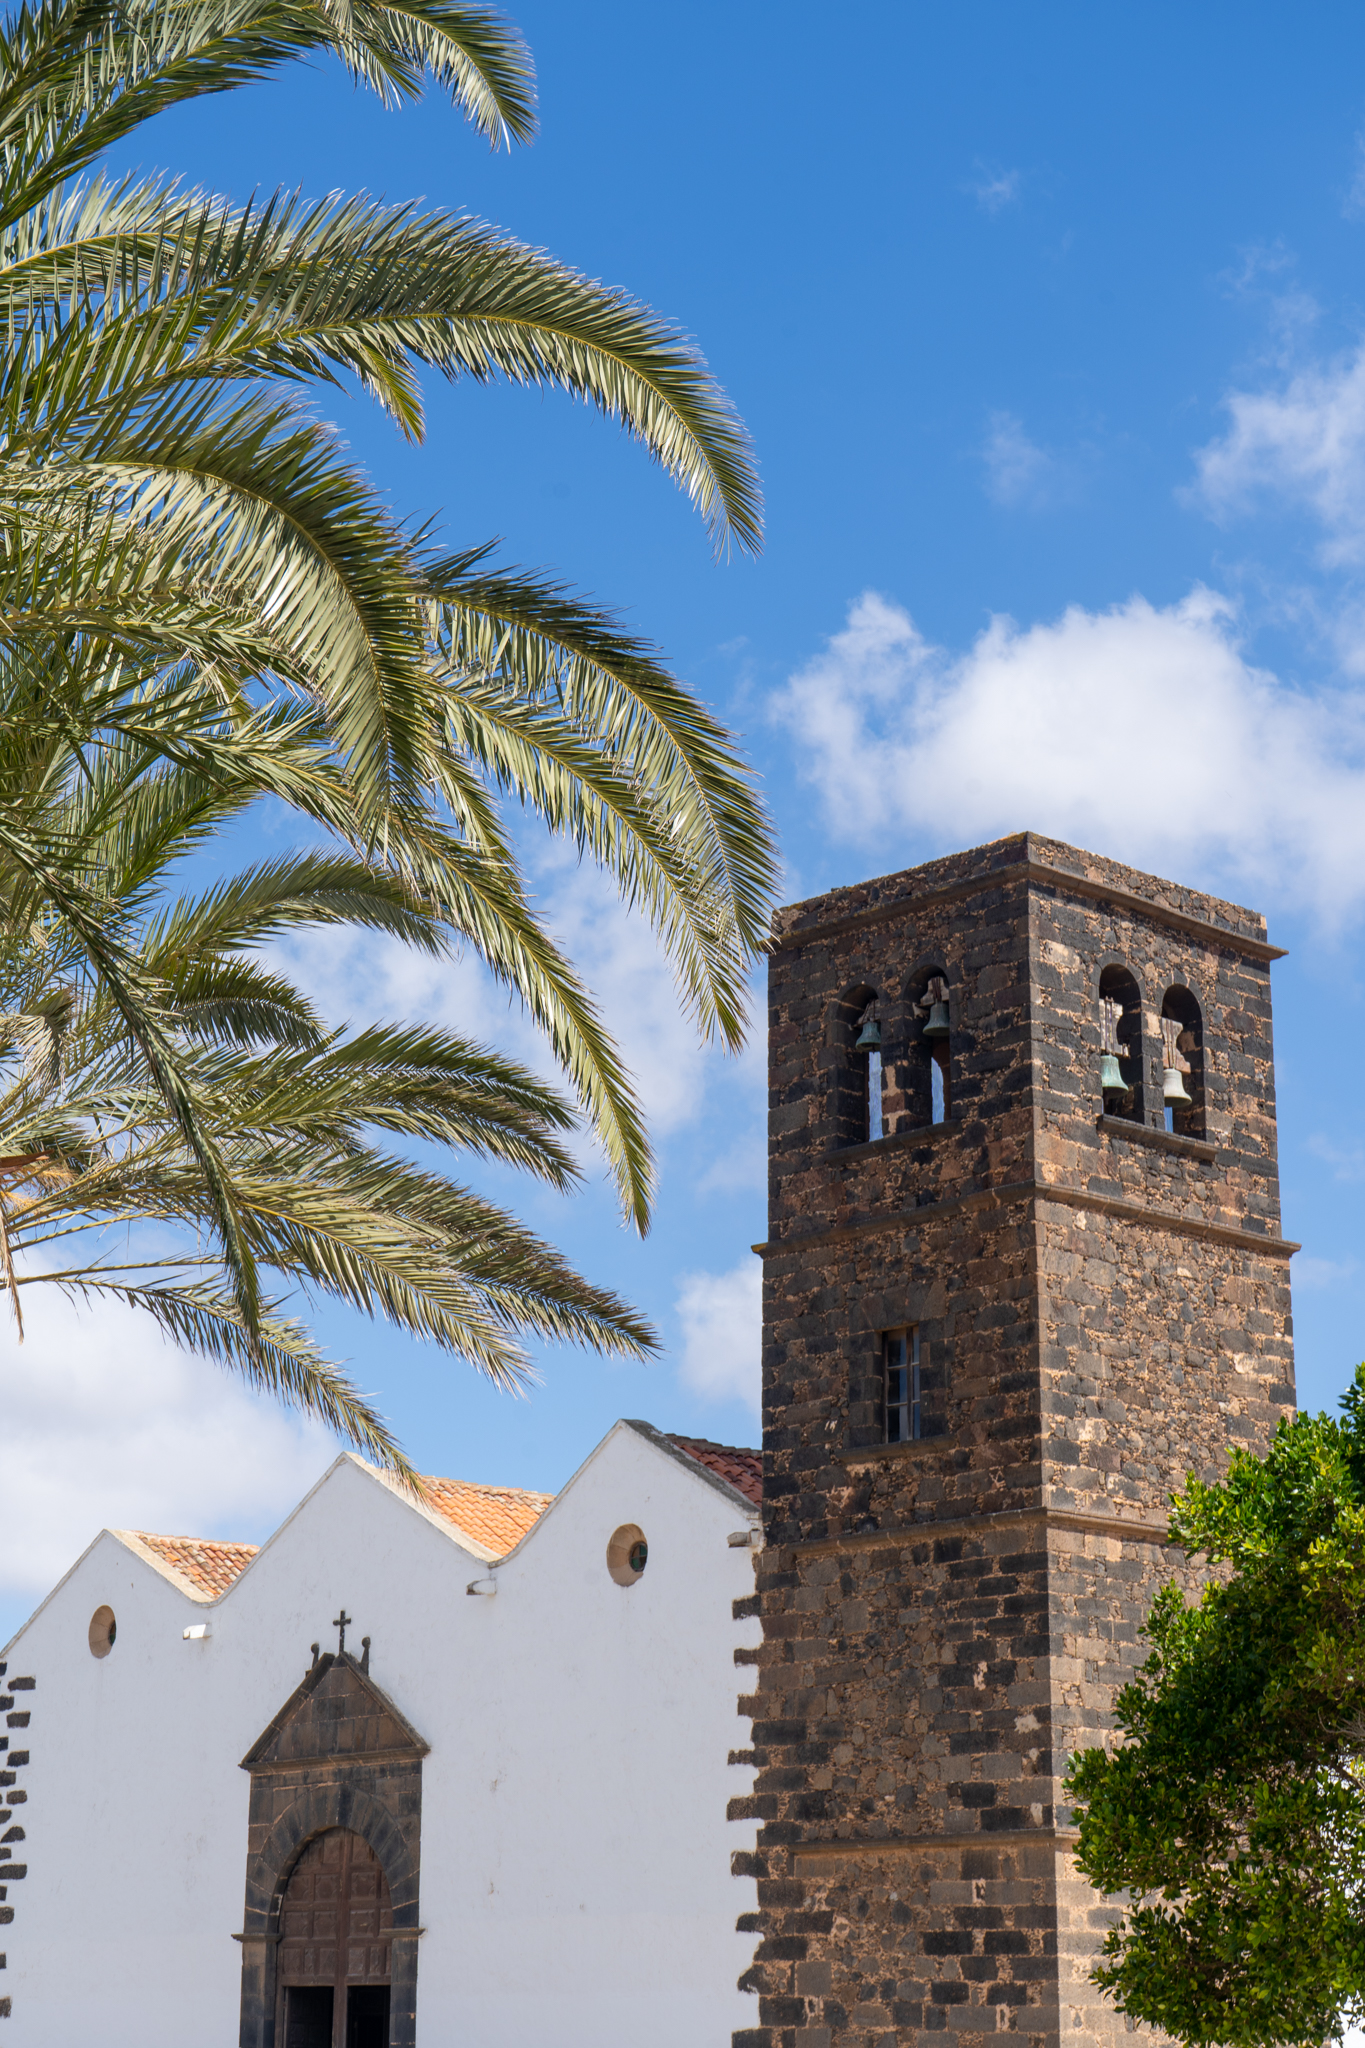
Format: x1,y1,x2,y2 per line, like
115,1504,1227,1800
883,1326,920,1443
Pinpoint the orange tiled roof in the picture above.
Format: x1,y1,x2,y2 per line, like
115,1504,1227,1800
668,1436,762,1506
128,1532,259,1597
418,1476,553,1556
125,1474,551,1598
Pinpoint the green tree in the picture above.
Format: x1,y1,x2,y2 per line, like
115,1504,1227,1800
0,0,775,1367
0,645,652,1473
1067,1371,1365,2048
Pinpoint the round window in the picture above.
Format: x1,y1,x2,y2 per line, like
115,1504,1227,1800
606,1523,648,1587
88,1605,116,1658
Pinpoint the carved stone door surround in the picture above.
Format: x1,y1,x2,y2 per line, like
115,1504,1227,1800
236,1647,428,2048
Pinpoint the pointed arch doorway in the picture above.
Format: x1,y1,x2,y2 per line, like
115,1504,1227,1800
278,1828,392,2048
237,1644,427,2048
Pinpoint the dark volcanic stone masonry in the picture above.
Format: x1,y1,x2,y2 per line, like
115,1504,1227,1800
734,832,1298,2048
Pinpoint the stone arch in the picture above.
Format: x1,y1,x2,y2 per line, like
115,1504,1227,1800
250,1785,420,1935
1160,980,1206,1138
1097,959,1146,1125
240,1783,422,2048
1093,951,1149,1013
898,960,953,1128
826,979,882,1148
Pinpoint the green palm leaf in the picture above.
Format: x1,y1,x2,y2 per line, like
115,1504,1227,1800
0,0,774,1463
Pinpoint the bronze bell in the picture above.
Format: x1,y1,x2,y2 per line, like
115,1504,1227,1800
1163,1065,1193,1108
1100,1052,1127,1095
921,1000,950,1040
855,1013,882,1051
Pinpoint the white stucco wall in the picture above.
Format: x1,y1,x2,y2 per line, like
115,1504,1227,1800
1,1421,761,2045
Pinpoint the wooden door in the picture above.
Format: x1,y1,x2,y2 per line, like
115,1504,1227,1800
277,1828,393,2048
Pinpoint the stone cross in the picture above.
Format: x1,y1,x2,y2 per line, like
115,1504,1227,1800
333,1609,352,1653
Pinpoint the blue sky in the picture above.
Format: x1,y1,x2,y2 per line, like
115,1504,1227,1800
8,1,1365,1641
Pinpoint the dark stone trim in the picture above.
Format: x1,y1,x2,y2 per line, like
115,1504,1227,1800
245,1747,423,1778
790,1826,1082,1864
243,1784,421,1930
833,1439,943,1468
241,1652,428,1770
1039,1183,1298,1254
1096,1114,1217,1162
788,1501,1175,1557
238,1779,421,2048
752,1176,1299,1261
832,1116,962,1163
771,855,1285,962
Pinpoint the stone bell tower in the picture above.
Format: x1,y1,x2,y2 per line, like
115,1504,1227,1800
735,832,1297,2048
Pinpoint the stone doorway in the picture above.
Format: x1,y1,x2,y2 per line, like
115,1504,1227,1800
277,1828,393,2048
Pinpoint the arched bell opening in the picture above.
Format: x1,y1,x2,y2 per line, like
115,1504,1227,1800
899,966,952,1128
275,1826,393,2048
1097,964,1144,1125
829,982,884,1146
1160,984,1205,1138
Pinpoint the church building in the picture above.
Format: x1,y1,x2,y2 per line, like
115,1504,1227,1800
0,1420,762,2044
2,833,1299,2048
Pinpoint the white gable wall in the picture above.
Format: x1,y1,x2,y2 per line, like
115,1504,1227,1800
419,1422,760,2039
3,1425,760,2046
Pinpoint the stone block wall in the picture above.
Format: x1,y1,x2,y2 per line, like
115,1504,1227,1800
0,1661,36,2023
738,834,1297,2048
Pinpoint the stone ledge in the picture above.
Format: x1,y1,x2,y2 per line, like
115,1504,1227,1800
771,854,1286,963
753,1176,1299,1261
789,1825,1081,1865
832,1118,962,1165
1096,1115,1216,1162
785,1501,1176,1557
834,1439,949,1468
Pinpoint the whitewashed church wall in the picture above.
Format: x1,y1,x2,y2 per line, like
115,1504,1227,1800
414,1422,761,2045
1,1425,760,2047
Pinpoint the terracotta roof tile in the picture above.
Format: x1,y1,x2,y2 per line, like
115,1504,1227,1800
667,1436,762,1506
418,1476,553,1556
125,1438,756,1600
126,1532,259,1598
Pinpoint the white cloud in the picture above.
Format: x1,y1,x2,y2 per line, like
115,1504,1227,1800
969,164,1020,214
1292,1253,1360,1290
695,1128,766,1199
1308,1134,1365,1182
982,411,1054,508
1216,244,1319,353
674,1259,761,1417
771,587,1365,923
0,1281,333,1613
276,843,763,1159
1193,343,1365,564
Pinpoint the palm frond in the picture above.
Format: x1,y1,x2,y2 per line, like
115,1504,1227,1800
33,1269,417,1474
0,0,771,1467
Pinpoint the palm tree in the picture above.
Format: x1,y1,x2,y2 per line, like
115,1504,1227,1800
0,650,654,1474
0,0,776,1387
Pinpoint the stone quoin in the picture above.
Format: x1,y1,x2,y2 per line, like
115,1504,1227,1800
734,831,1296,2048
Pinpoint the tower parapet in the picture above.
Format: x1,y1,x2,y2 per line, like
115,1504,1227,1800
738,831,1296,2048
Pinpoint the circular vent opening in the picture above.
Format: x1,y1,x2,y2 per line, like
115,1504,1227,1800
606,1523,648,1587
88,1605,117,1659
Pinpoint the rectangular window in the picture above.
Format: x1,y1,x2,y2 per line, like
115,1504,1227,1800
884,1326,920,1442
